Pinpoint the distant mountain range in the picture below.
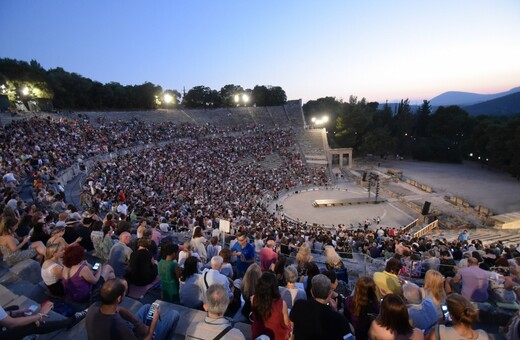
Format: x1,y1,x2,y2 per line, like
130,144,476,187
429,86,520,116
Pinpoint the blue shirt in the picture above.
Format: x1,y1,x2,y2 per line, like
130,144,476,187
231,241,255,273
407,299,438,331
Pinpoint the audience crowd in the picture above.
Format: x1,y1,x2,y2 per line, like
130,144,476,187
1,116,520,339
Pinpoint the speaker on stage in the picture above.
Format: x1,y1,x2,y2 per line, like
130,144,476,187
422,201,431,215
362,172,367,181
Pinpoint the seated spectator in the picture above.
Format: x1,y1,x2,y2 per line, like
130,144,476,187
0,218,46,265
421,269,446,318
86,278,180,340
30,222,50,245
439,250,457,278
373,257,403,299
369,294,424,340
0,301,87,339
344,276,380,340
185,284,246,339
74,215,94,251
295,243,313,277
199,256,232,293
324,245,348,283
179,256,204,309
62,244,115,302
218,247,234,278
206,236,221,264
47,226,82,249
93,225,114,262
279,265,307,309
323,270,350,311
302,262,321,299
108,232,133,278
273,256,287,287
447,257,495,302
158,242,180,303
128,238,158,286
403,282,438,332
41,242,65,296
259,240,278,272
136,219,147,238
425,293,489,340
291,274,351,339
251,272,291,340
241,263,262,319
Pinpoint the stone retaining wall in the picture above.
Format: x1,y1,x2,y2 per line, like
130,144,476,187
405,178,433,193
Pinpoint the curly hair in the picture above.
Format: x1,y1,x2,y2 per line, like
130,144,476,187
252,272,280,322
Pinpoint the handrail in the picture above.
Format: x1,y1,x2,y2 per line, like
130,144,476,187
401,219,419,234
412,220,439,238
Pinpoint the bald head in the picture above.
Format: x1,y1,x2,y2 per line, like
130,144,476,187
100,278,127,305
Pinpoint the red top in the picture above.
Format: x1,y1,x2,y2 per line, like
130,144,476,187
252,298,291,340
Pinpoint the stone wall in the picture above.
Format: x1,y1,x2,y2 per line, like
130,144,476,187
405,178,433,193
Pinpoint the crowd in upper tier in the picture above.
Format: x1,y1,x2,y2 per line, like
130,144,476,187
1,115,520,339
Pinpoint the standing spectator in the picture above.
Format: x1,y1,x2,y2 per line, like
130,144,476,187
368,294,424,340
86,278,180,340
252,272,291,340
259,240,278,272
344,276,380,340
458,230,469,243
291,274,351,340
185,284,245,340
128,238,158,286
158,243,180,303
108,232,133,278
231,233,255,278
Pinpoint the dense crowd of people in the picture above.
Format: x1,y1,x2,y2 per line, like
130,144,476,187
1,116,520,339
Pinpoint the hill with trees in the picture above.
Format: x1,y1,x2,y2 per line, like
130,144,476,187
0,58,286,110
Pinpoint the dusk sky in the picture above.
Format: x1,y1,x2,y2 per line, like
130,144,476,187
1,1,519,104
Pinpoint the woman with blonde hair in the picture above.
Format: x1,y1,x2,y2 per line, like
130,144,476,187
41,242,65,296
425,293,489,340
295,243,313,277
241,263,262,319
421,269,446,318
0,216,46,265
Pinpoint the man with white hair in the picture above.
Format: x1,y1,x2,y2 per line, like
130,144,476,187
108,232,133,278
198,256,233,300
185,284,245,339
259,240,278,272
402,282,438,331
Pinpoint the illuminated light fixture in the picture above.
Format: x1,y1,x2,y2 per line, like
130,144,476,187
242,94,249,103
163,93,173,104
22,87,29,96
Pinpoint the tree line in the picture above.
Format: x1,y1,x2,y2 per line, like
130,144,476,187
0,58,287,110
303,96,520,179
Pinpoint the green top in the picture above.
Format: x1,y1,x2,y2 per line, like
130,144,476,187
158,259,180,303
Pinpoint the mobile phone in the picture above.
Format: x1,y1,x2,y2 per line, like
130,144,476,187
92,263,100,271
343,333,355,340
441,304,451,322
145,302,159,325
24,304,39,316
